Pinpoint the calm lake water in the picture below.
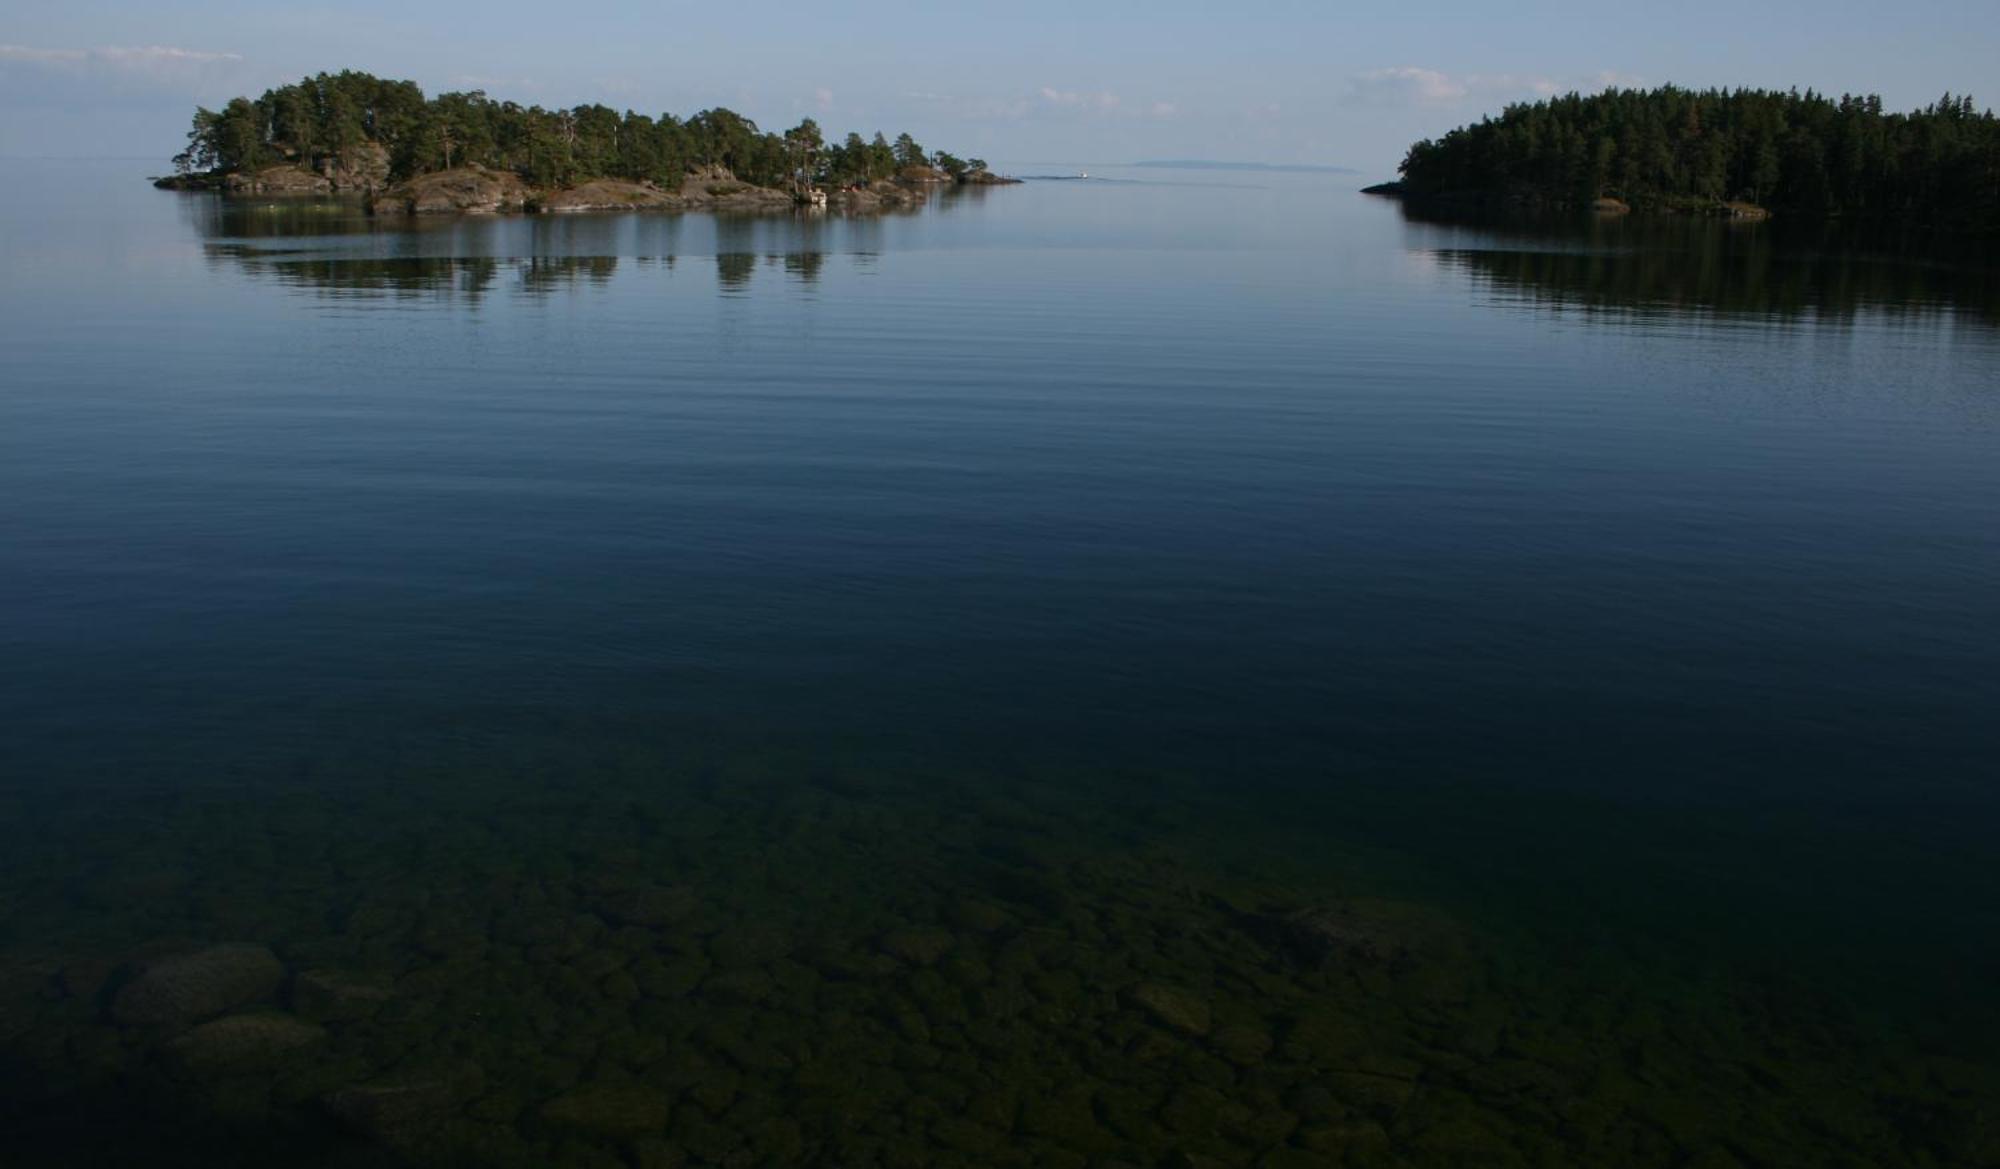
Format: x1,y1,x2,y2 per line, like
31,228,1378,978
1,159,1996,1168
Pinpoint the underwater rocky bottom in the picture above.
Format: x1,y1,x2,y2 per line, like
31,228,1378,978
0,728,1992,1169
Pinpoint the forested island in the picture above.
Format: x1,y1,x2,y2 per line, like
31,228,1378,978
155,70,1017,214
1369,86,2000,231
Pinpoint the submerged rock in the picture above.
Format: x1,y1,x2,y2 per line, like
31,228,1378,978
539,1080,676,1135
707,923,792,968
165,1011,324,1073
1242,906,1397,965
1211,1023,1273,1066
880,928,954,966
596,884,697,928
110,943,284,1026
324,1062,486,1153
290,969,394,1022
1128,983,1212,1037
58,957,118,1004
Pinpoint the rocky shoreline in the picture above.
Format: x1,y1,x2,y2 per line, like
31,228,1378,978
154,158,1021,217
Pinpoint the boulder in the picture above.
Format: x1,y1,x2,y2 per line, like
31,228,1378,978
707,924,792,968
539,1080,676,1135
1211,1023,1273,1066
380,166,531,214
324,1063,486,1152
595,884,696,928
1128,983,1211,1037
675,173,794,211
224,165,333,196
1242,906,1397,965
541,179,681,213
879,929,954,966
290,969,394,1022
110,943,285,1026
165,1012,324,1073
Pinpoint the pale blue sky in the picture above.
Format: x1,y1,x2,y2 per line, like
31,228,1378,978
3,0,1995,175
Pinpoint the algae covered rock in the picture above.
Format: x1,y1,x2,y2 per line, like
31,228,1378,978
947,898,1014,934
110,943,284,1025
1211,1023,1273,1066
165,1011,325,1073
596,884,696,928
1243,905,1398,965
325,1062,486,1153
1129,982,1211,1037
707,923,792,967
539,1079,677,1136
290,969,393,1021
880,928,955,966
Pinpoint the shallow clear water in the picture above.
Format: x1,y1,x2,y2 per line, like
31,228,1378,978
1,160,1996,1167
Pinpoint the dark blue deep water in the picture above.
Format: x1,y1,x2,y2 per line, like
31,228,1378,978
1,160,1996,1167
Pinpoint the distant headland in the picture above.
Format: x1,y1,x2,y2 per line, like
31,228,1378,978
153,70,1019,215
1365,85,1999,231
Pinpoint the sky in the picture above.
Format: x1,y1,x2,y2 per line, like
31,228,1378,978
2,0,1997,176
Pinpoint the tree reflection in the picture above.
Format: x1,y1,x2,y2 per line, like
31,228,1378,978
715,252,757,292
1402,205,1999,322
204,247,623,302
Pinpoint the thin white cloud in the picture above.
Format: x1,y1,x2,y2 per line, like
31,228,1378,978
1345,66,1638,109
1039,87,1122,111
0,45,84,63
0,43,241,66
98,46,242,64
1348,66,1469,106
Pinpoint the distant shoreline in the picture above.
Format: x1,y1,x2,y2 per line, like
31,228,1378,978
1130,160,1358,175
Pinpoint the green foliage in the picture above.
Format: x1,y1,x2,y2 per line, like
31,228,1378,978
868,133,897,182
1397,85,2000,230
172,71,973,194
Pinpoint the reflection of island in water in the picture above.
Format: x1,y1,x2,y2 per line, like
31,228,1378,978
208,247,847,300
1401,205,2000,322
205,249,624,301
188,191,881,300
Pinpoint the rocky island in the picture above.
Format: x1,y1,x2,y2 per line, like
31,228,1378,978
1367,85,1999,230
155,70,1020,215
